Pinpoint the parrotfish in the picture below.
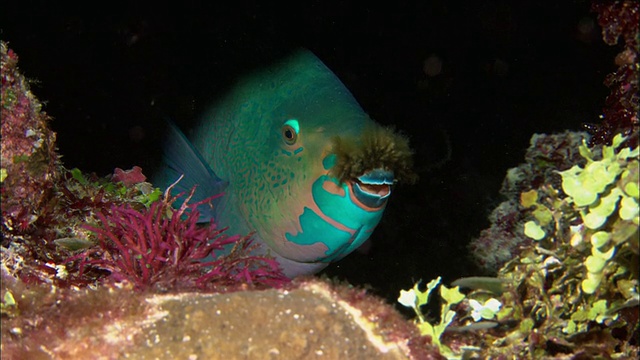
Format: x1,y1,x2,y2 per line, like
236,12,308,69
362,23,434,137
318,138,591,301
154,50,416,278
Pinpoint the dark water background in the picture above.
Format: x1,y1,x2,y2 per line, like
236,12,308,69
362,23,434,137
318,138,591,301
1,1,618,303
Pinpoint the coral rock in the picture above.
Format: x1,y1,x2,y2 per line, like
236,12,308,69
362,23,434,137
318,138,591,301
1,41,59,238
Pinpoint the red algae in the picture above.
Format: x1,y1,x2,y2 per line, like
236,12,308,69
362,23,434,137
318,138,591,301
587,1,639,147
1,41,59,240
111,166,147,187
72,188,289,292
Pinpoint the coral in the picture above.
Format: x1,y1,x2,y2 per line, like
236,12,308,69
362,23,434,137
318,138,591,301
0,41,123,286
471,0,638,279
593,1,639,48
402,135,639,358
511,131,589,196
481,143,639,356
470,131,588,272
414,7,640,349
468,200,530,272
586,1,639,147
1,40,59,240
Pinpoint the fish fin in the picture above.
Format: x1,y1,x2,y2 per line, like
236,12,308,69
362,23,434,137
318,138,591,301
152,119,227,221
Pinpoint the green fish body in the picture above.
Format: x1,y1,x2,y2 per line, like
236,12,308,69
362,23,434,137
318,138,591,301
156,50,415,277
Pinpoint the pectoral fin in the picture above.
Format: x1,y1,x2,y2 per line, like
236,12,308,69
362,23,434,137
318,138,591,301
152,119,228,222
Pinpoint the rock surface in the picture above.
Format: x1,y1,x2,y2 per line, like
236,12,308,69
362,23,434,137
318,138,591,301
127,283,412,359
1,271,437,359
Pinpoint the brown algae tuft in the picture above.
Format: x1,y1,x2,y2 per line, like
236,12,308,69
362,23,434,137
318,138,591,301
330,126,418,185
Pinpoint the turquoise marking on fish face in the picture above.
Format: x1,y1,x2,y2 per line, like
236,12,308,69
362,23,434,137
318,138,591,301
284,174,386,262
322,154,337,170
284,119,300,134
311,176,378,231
285,207,352,260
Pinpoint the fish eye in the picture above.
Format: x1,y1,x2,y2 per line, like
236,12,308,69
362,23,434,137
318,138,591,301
282,119,299,145
282,126,296,144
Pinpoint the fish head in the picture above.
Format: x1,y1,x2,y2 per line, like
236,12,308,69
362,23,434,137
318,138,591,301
192,50,417,275
248,63,416,265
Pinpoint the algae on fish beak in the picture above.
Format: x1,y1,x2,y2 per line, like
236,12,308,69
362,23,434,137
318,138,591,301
329,126,418,186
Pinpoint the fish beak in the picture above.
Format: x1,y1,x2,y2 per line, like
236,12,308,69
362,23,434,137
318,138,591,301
350,168,393,209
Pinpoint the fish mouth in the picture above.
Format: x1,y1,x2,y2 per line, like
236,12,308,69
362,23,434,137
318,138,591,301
350,168,393,208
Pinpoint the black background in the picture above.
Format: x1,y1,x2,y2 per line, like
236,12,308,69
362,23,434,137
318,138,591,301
1,1,619,303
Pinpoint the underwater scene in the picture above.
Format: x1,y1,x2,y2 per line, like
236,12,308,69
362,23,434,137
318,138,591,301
1,1,638,359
